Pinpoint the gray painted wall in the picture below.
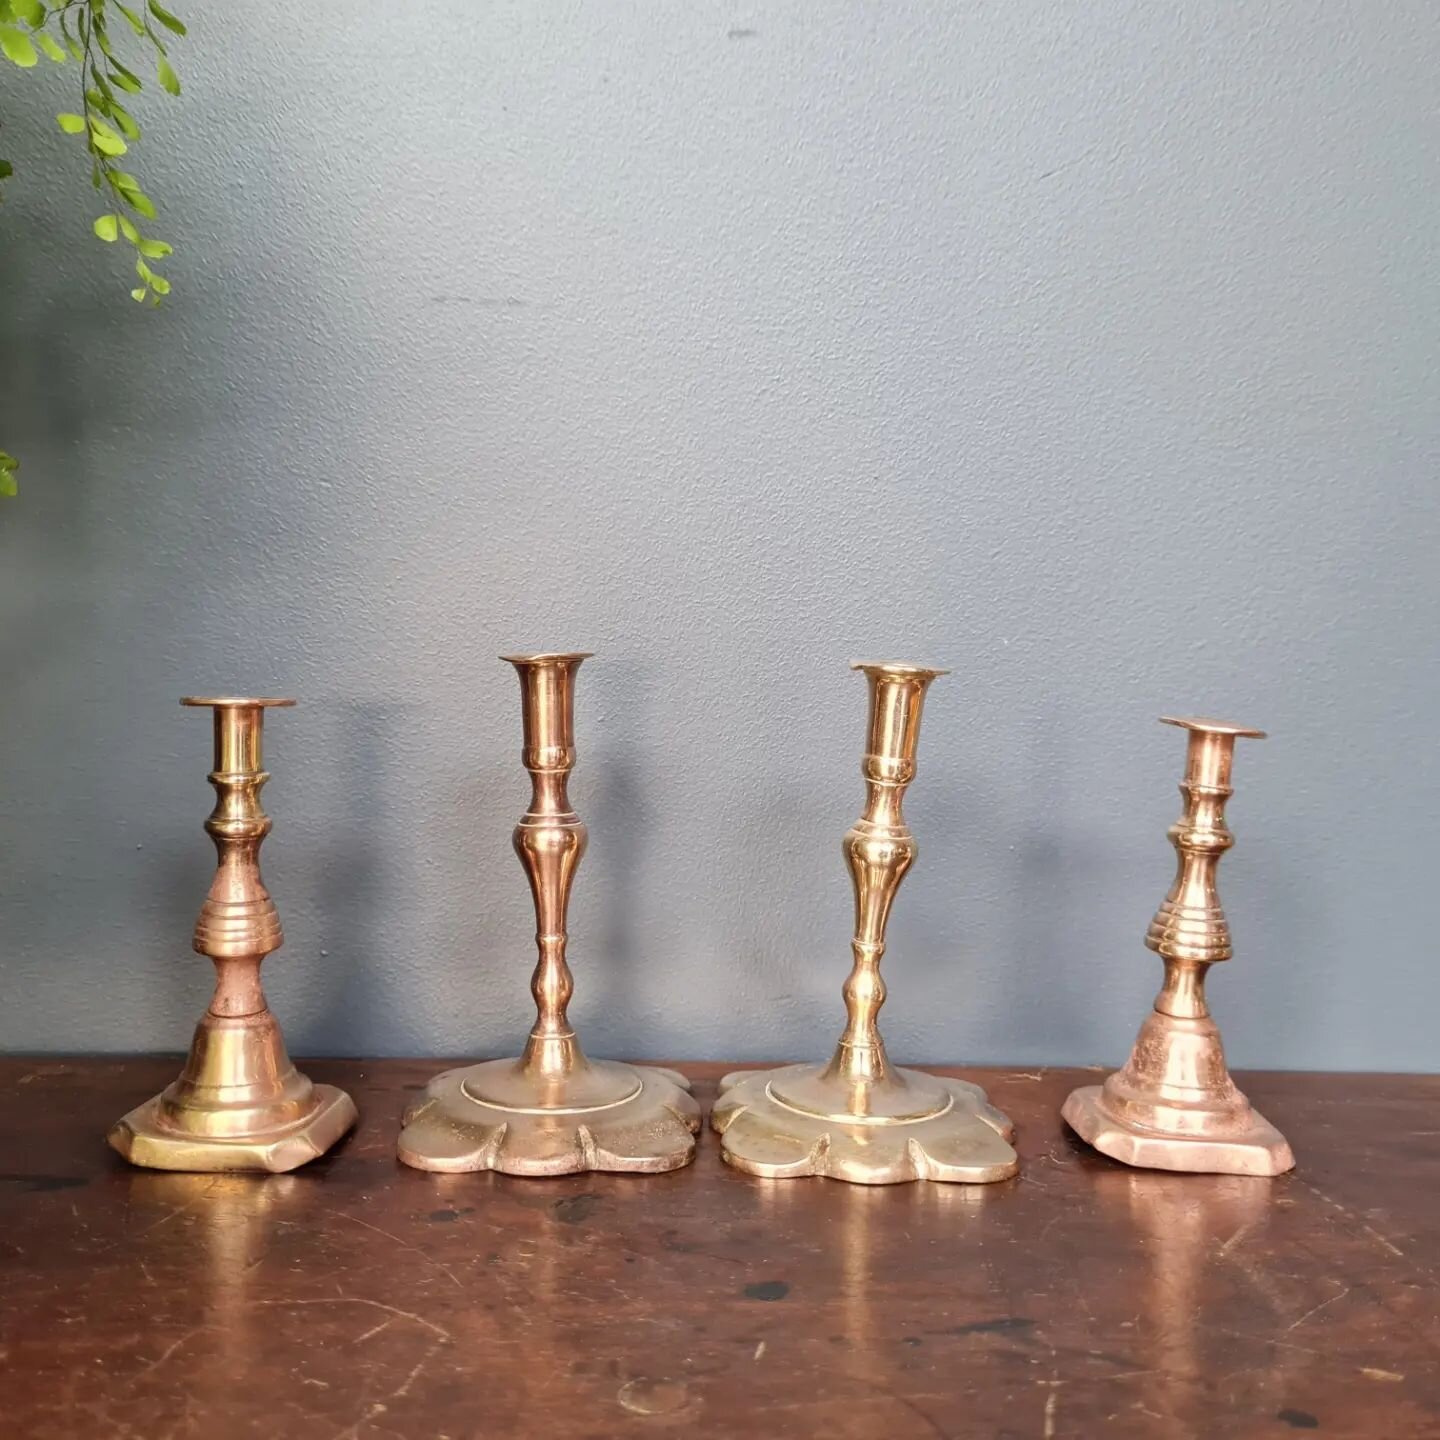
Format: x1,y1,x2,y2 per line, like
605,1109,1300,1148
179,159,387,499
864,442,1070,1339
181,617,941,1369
1,2,1435,1069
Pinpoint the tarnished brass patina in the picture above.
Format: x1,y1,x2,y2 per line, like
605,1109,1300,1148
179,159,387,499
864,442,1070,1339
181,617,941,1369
1063,716,1294,1175
398,653,698,1175
714,662,1018,1185
109,698,356,1172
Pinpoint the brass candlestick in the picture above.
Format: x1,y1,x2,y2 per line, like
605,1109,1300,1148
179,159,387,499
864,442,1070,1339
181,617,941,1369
398,652,699,1175
109,698,356,1172
713,662,1018,1185
1062,716,1294,1175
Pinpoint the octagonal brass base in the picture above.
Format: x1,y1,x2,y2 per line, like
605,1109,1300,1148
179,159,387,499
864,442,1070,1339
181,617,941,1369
713,1064,1019,1185
109,1084,357,1174
1062,1084,1294,1177
397,1059,700,1176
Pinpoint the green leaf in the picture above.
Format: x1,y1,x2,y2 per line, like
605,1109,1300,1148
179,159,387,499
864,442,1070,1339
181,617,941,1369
108,52,141,85
0,159,13,180
130,286,148,302
147,0,186,35
93,212,119,241
119,185,155,218
135,256,154,282
0,461,18,498
111,102,140,140
136,237,171,258
109,65,141,92
36,31,67,62
88,124,128,157
56,111,87,133
118,214,139,242
0,26,39,65
148,272,170,296
58,10,81,58
13,0,44,26
156,53,179,94
115,2,145,35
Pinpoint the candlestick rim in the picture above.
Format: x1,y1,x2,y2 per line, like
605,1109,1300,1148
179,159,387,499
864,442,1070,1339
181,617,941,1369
1159,715,1266,739
181,696,297,709
849,660,950,678
499,652,594,667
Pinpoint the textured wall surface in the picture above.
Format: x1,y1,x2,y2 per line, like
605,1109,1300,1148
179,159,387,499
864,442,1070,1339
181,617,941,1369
1,3,1436,1068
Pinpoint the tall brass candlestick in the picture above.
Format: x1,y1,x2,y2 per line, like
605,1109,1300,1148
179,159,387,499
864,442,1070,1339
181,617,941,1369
398,653,699,1175
1062,716,1294,1175
109,698,356,1172
713,662,1018,1185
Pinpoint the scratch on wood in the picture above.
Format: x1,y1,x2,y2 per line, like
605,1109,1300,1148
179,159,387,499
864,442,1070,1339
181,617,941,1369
333,1400,388,1440
1215,1223,1254,1259
329,1210,464,1289
249,1296,452,1342
134,1327,206,1380
391,1342,443,1401
353,1317,394,1345
1286,1283,1350,1332
131,1201,198,1239
754,1340,766,1360
1360,1367,1404,1382
1043,1388,1059,1438
1297,1180,1405,1257
1201,1324,1320,1356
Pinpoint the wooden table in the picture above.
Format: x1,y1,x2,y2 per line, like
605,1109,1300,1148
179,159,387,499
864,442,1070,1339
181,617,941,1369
2,1060,1437,1438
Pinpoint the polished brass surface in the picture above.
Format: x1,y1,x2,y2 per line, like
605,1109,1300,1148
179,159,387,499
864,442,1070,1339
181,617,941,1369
109,698,356,1172
1063,715,1294,1175
397,653,698,1175
713,662,1019,1184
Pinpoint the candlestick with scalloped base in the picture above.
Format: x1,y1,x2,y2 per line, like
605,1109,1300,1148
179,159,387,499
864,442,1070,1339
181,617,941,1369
713,662,1018,1185
398,653,698,1176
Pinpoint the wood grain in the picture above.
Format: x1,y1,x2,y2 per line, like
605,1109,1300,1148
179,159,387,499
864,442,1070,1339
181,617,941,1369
1,1060,1437,1438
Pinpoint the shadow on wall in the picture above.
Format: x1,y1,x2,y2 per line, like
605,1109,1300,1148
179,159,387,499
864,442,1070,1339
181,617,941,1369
288,699,412,1056
582,655,657,1058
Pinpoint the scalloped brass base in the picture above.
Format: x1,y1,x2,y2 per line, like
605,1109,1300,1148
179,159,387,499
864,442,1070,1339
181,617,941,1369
108,1085,356,1174
712,1065,1019,1185
397,1061,699,1176
1062,1084,1294,1177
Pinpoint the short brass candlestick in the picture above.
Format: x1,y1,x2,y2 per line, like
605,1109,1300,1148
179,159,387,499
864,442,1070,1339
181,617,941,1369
109,698,356,1172
398,653,698,1175
1062,716,1294,1175
713,662,1018,1185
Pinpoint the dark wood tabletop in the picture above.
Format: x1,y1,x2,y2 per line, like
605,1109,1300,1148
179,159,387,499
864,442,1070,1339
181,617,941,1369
1,1059,1437,1439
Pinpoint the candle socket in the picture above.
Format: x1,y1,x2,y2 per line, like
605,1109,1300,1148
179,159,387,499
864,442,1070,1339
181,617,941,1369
108,698,356,1172
397,653,698,1176
1062,717,1294,1176
713,662,1018,1185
